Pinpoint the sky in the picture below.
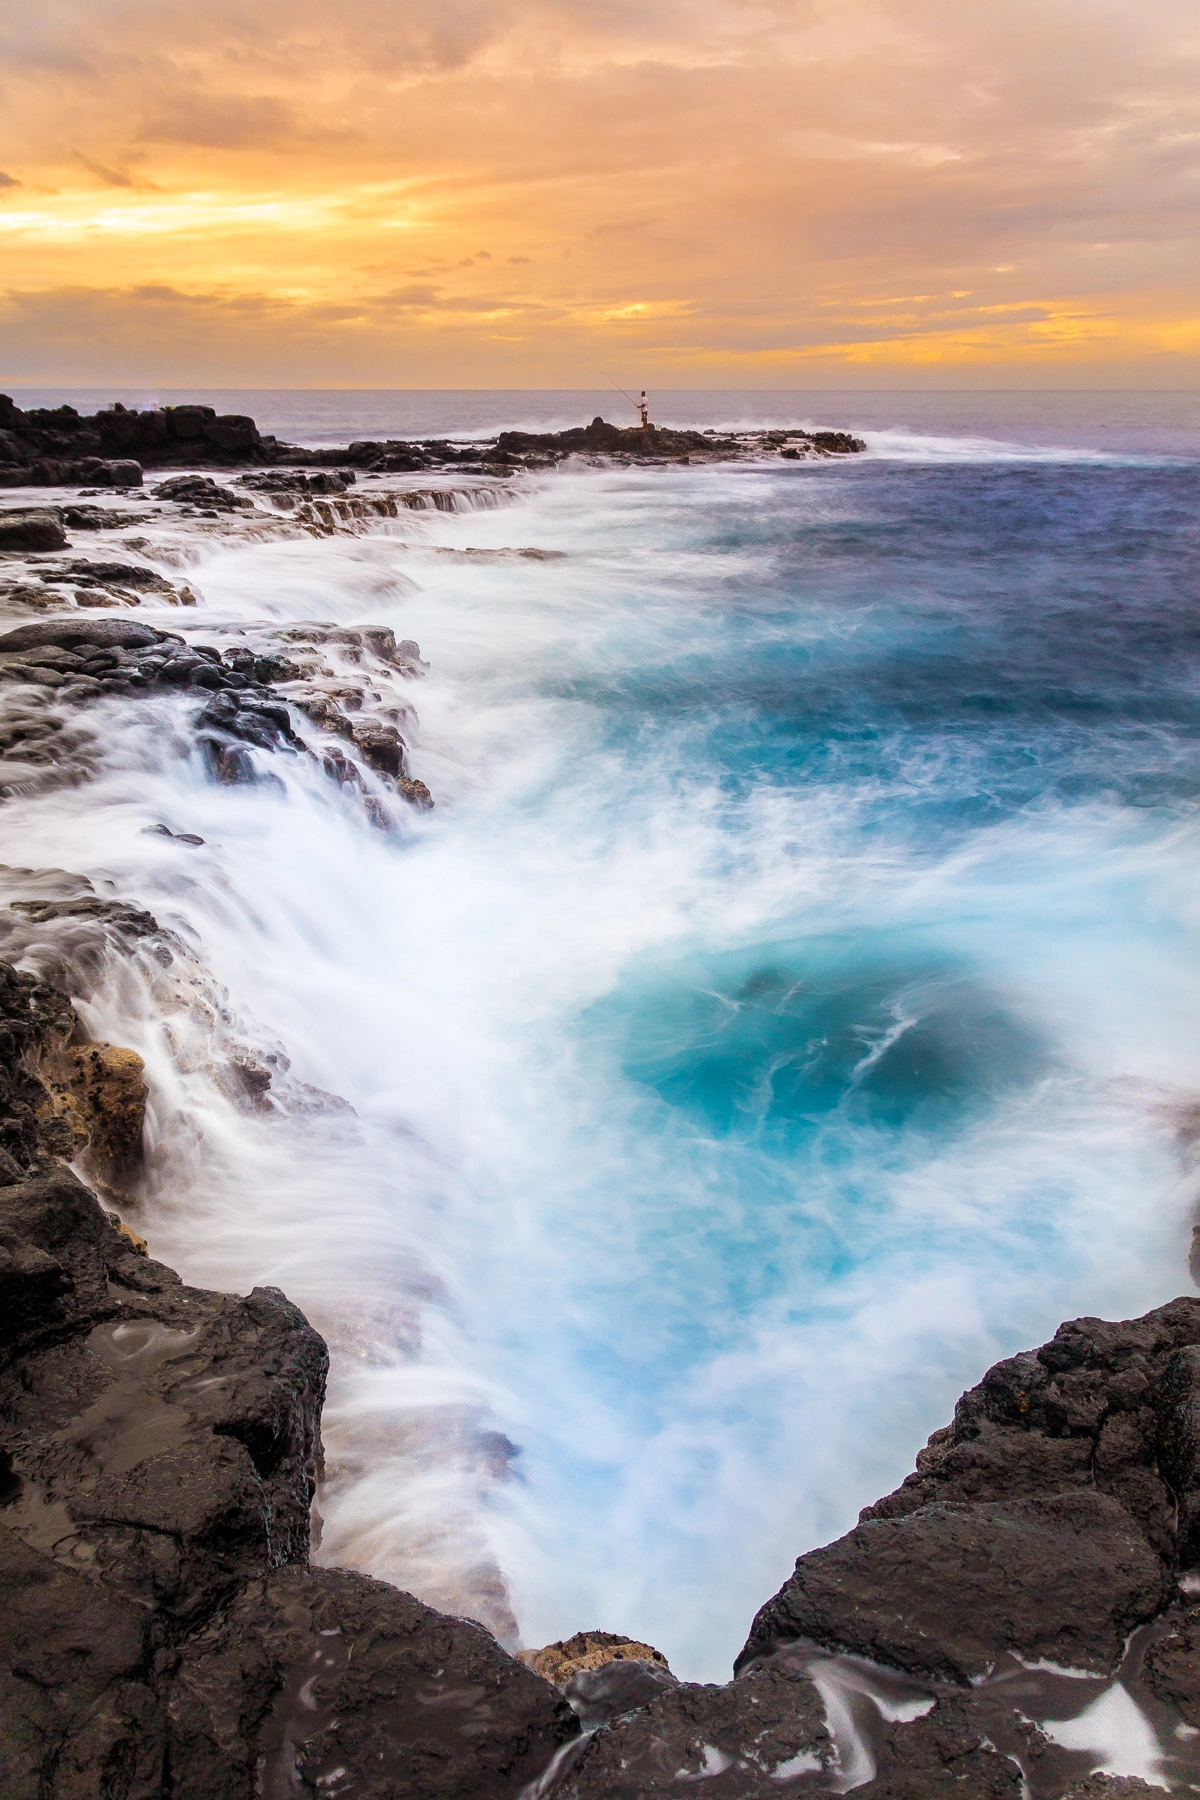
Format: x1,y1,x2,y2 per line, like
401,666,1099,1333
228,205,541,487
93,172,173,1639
1,0,1198,387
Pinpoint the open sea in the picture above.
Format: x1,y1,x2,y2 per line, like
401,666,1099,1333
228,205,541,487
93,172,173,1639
7,389,1200,1680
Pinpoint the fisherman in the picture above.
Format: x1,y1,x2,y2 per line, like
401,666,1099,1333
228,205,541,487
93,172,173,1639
637,391,650,430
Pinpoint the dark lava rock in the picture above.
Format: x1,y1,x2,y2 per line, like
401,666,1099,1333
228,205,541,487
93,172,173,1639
350,718,406,777
740,1490,1168,1683
742,1299,1200,1679
239,469,354,495
0,960,76,1180
0,619,172,653
0,958,575,1798
849,1695,1025,1800
0,511,69,552
153,475,255,510
60,504,148,532
1144,1599,1200,1724
1058,1781,1167,1798
552,1660,831,1798
168,1565,577,1800
63,559,173,591
563,1657,680,1732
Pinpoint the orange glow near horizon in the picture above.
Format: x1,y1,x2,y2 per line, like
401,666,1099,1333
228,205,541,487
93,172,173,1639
1,0,1198,386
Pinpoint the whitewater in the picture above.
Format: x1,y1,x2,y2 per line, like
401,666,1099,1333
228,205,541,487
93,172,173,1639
4,393,1199,1682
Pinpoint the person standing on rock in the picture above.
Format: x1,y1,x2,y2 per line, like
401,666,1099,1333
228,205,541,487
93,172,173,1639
638,391,650,430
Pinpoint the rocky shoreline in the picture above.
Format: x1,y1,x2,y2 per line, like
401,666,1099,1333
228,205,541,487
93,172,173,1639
3,407,1199,1797
0,394,866,487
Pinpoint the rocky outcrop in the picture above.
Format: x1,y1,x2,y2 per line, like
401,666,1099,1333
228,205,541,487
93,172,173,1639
0,394,867,486
0,396,276,480
0,617,433,813
0,956,577,1798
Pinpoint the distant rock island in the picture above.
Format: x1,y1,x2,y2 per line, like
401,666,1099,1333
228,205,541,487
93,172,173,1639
0,395,866,488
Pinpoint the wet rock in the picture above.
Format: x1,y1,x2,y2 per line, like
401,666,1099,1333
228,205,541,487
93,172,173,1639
742,1491,1169,1683
63,559,176,594
144,823,205,846
397,776,434,810
1143,1600,1200,1725
551,1661,831,1798
350,718,406,777
1058,1782,1167,1799
742,1300,1200,1680
0,959,77,1175
849,1695,1025,1800
562,1657,681,1732
0,582,70,611
0,618,172,653
239,469,354,495
154,475,254,510
167,1565,578,1800
202,741,259,784
60,504,149,532
0,511,68,552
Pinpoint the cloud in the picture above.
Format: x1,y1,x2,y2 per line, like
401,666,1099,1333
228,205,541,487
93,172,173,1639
1,0,1197,381
71,150,137,189
0,172,21,189
138,92,304,149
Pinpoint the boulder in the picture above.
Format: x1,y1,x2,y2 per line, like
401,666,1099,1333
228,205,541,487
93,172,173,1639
153,476,254,510
740,1491,1168,1683
167,1565,578,1800
0,512,68,552
0,619,170,652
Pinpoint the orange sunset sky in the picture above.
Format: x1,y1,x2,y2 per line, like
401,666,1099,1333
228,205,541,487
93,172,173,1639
1,0,1198,387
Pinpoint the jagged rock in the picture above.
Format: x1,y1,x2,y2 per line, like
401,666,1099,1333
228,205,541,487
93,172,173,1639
563,1657,681,1731
396,776,433,810
60,505,149,532
63,559,176,594
0,512,69,552
239,469,353,495
1144,1599,1200,1724
0,960,78,1174
849,1696,1025,1800
741,1300,1200,1677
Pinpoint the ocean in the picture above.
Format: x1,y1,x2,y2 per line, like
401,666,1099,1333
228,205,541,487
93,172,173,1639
6,389,1200,1681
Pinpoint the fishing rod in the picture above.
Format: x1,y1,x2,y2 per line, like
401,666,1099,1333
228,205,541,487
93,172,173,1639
601,372,641,415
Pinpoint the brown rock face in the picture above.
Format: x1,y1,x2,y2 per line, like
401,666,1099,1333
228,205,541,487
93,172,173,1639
44,1041,148,1175
522,1629,672,1684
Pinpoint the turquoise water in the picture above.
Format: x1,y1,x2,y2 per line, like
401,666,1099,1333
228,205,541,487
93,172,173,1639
9,396,1199,1678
